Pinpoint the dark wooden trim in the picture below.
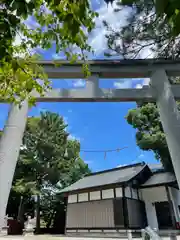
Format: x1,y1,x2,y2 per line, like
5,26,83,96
64,197,68,234
113,197,124,227
67,195,145,205
113,188,116,198
122,186,125,198
66,182,124,195
122,186,129,228
88,192,90,201
100,189,103,200
67,198,113,205
125,196,144,204
140,182,177,189
77,193,79,202
124,198,129,228
165,186,177,229
130,186,133,198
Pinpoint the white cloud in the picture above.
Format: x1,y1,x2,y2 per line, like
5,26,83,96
114,78,146,89
68,109,73,113
140,44,154,59
138,153,144,159
143,78,150,86
114,79,132,89
13,31,37,57
84,160,93,165
52,53,66,60
88,2,156,59
88,2,131,57
68,134,76,140
116,163,129,168
68,134,82,143
135,78,150,88
135,84,143,89
73,79,86,88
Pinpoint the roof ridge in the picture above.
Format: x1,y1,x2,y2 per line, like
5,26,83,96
87,162,146,177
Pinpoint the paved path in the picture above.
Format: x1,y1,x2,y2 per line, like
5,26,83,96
0,236,178,240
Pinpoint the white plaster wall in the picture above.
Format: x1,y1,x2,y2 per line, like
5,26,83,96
89,230,102,232
102,189,114,199
77,230,89,232
138,189,143,200
132,188,138,199
140,186,168,230
90,190,101,200
115,187,122,197
168,187,180,221
141,187,167,202
78,192,88,202
68,194,77,203
125,186,131,198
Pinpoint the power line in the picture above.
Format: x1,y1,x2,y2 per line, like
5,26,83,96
81,147,128,159
23,131,128,159
80,147,128,153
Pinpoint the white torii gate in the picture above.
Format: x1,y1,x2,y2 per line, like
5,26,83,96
1,58,180,229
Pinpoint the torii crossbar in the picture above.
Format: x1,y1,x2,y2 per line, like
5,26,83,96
1,58,180,229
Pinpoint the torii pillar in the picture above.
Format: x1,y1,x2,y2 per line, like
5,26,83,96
151,69,180,186
0,101,28,230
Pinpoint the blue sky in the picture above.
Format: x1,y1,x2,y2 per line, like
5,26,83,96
0,0,159,172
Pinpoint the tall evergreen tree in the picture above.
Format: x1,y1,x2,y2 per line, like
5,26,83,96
10,111,87,232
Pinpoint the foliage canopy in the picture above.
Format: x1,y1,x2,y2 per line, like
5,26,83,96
0,0,98,105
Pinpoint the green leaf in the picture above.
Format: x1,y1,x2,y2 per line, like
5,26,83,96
172,12,180,36
155,0,169,15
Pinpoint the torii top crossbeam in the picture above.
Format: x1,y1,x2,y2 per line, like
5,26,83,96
33,58,180,102
38,58,180,79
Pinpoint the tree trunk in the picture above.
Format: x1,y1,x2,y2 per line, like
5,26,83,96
17,196,24,224
35,194,40,234
46,209,55,229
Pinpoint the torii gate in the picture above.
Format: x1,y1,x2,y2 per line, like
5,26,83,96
0,58,180,229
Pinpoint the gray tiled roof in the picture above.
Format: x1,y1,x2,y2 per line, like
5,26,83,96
61,162,146,193
141,171,176,187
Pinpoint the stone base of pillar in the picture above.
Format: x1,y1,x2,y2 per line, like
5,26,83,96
0,227,8,236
